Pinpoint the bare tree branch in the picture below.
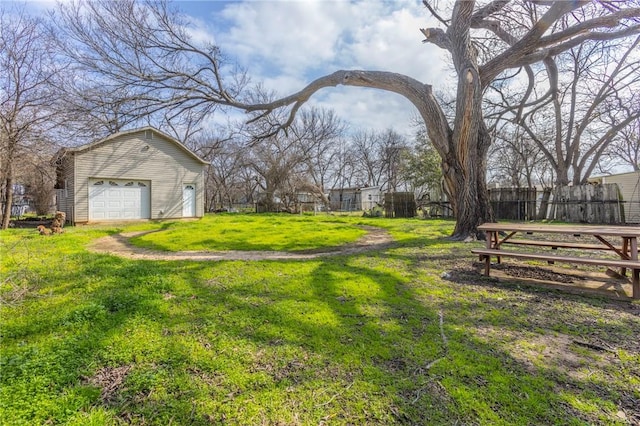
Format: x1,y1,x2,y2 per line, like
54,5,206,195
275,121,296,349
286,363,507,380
480,3,639,84
471,0,512,26
422,0,450,27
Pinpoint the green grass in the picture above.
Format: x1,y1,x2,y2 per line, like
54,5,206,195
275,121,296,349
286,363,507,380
1,214,638,425
129,214,368,252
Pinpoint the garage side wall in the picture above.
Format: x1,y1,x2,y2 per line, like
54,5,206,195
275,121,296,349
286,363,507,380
55,154,76,223
73,131,205,223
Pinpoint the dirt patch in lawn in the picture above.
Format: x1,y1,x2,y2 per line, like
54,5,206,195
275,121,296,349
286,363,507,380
87,225,394,261
84,365,132,403
441,259,637,300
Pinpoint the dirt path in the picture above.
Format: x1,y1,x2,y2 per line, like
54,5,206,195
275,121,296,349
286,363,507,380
87,225,394,261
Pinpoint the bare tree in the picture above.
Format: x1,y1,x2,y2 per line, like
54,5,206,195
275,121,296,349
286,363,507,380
378,129,410,193
487,124,548,188
54,84,146,141
1,7,62,228
16,146,56,215
401,126,443,201
297,108,346,207
349,130,385,188
610,107,640,172
54,0,249,132
492,34,640,185
54,0,640,238
245,107,344,211
346,128,412,193
201,137,247,211
247,133,304,211
330,145,358,191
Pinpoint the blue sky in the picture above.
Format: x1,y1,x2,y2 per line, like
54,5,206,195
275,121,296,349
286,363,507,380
16,0,452,137
178,0,452,136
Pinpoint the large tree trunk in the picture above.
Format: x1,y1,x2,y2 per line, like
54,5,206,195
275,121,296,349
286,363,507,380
439,2,493,239
1,168,14,230
442,121,494,240
446,166,491,240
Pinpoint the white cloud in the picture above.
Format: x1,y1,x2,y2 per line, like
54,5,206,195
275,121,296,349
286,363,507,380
217,0,351,75
198,0,452,136
185,18,218,46
261,74,309,97
14,0,453,137
344,5,449,83
312,87,421,137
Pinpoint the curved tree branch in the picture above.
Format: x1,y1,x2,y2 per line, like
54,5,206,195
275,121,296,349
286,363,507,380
237,70,453,156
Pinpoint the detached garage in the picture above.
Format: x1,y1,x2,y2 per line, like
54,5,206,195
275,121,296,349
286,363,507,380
54,127,207,225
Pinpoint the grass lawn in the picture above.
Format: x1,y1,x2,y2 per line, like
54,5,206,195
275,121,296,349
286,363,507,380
128,214,368,252
1,214,638,425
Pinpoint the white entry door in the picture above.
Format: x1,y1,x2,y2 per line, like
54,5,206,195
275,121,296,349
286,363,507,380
183,184,196,217
89,179,150,220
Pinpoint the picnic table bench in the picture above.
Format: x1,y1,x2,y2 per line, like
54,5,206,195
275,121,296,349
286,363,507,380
471,223,640,299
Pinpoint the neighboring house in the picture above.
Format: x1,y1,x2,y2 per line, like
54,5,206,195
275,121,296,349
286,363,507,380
589,170,640,223
53,127,208,225
329,186,381,211
6,184,32,216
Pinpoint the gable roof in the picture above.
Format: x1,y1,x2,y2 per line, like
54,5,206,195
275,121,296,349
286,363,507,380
54,127,208,165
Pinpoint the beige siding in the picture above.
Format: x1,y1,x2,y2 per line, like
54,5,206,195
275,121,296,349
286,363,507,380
73,130,205,223
602,172,640,224
55,154,75,223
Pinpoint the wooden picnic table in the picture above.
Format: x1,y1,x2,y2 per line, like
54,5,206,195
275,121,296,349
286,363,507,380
472,223,640,299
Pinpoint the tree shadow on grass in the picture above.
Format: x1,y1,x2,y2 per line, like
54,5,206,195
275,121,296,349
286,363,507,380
3,243,638,425
384,246,640,424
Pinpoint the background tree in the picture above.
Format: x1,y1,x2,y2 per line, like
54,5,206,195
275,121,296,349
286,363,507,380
330,145,358,192
349,130,386,188
54,0,640,238
486,125,549,188
297,108,345,208
15,147,56,215
205,140,246,211
378,129,410,193
347,128,410,192
610,108,640,172
55,85,145,140
182,129,241,211
243,106,344,211
54,0,249,134
491,34,640,185
1,7,62,228
402,126,444,203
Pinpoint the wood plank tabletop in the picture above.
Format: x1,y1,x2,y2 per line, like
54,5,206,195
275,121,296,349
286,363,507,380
477,223,640,237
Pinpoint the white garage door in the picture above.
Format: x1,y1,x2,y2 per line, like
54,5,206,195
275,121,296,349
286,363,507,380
89,179,150,220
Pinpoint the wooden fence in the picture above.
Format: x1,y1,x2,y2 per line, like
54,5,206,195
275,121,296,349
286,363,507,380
384,192,416,218
489,184,626,224
488,188,537,221
429,184,633,224
550,184,623,224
